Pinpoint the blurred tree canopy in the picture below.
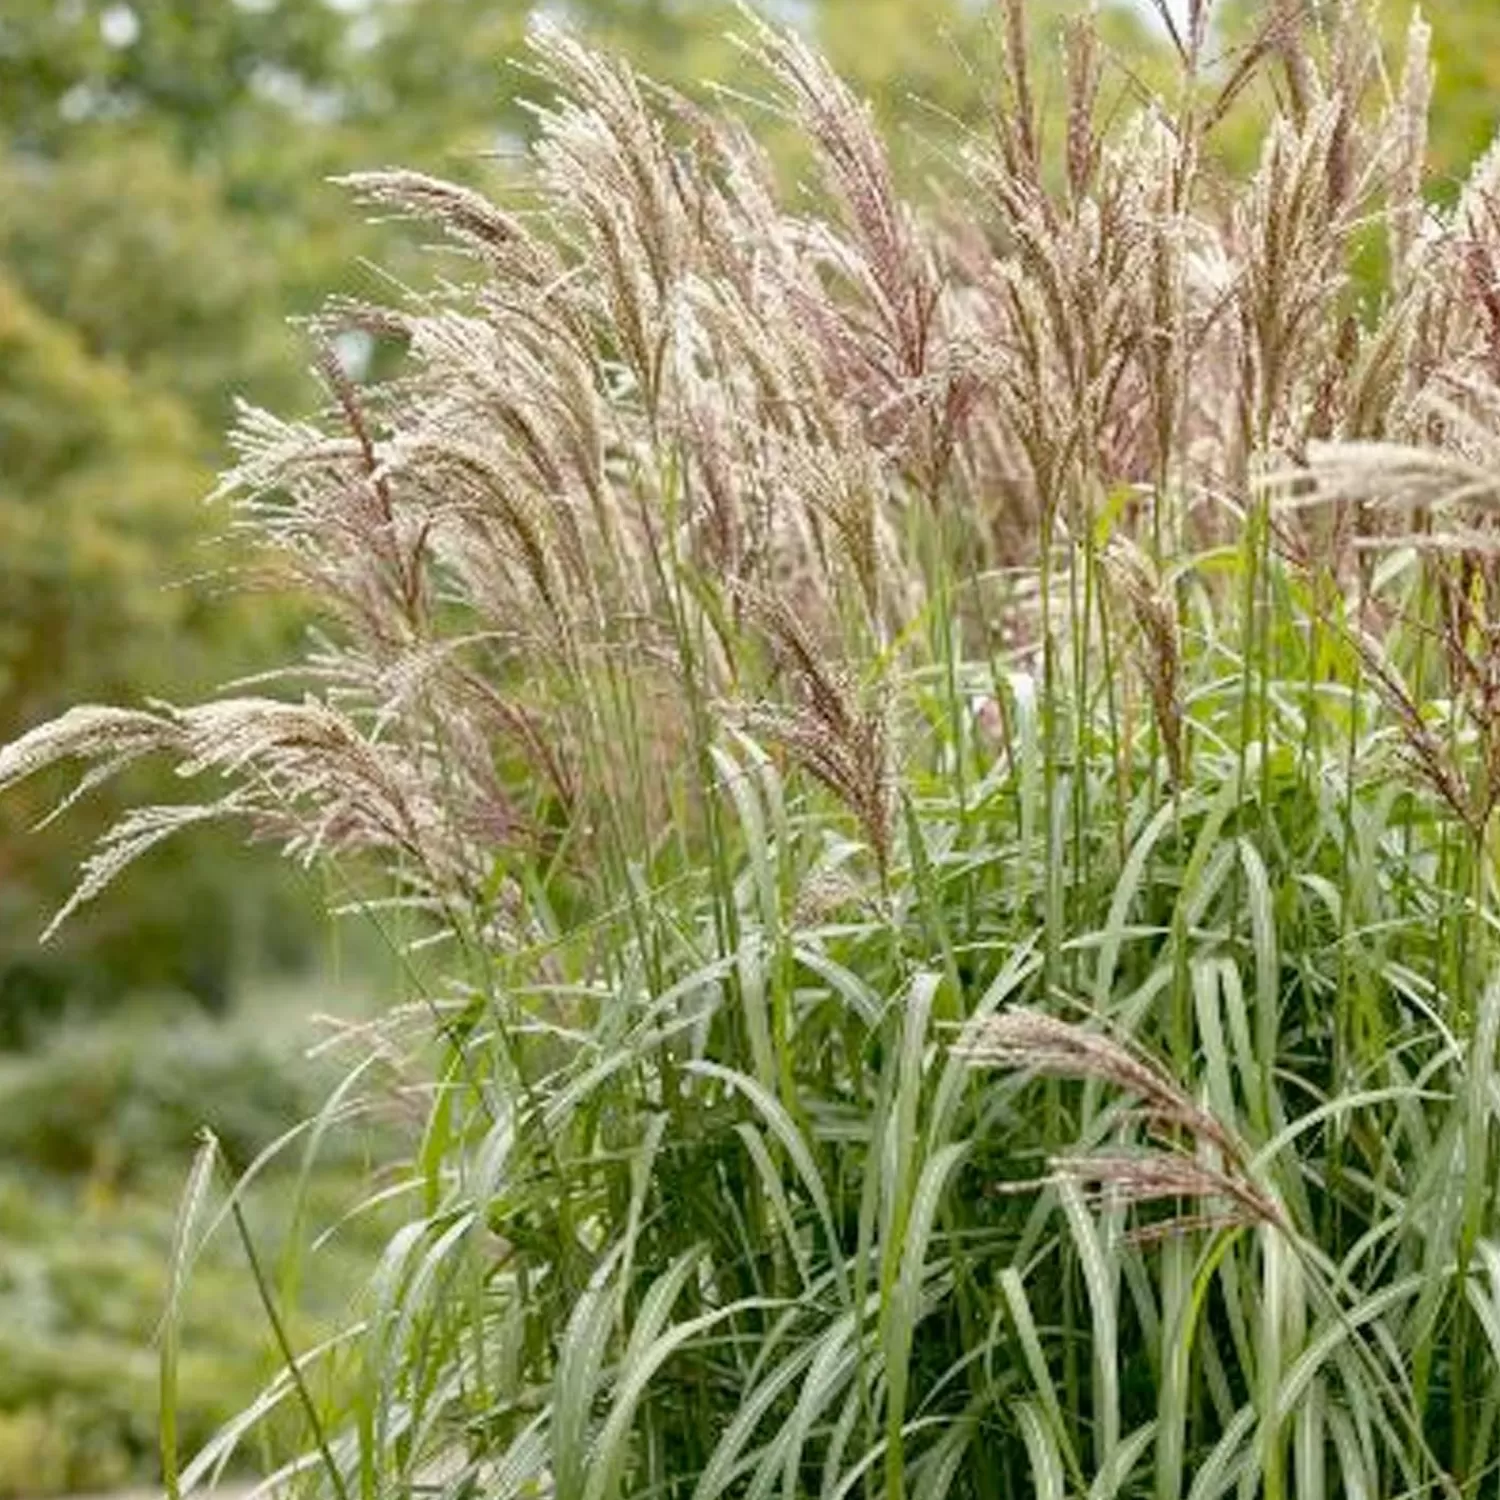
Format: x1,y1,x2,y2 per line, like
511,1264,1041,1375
0,0,1494,1039
0,271,240,1040
1404,6,1500,188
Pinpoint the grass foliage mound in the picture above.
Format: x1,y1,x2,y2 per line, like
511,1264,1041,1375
9,4,1500,1496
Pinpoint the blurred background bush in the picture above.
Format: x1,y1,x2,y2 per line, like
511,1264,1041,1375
0,0,1493,1492
0,984,392,1497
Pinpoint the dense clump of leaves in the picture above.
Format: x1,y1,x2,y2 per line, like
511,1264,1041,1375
14,4,1500,1497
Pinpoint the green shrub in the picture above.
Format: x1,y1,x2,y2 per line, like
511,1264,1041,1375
0,994,395,1494
0,1013,332,1177
0,1148,391,1495
0,1407,72,1499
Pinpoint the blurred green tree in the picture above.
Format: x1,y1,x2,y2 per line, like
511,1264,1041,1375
0,2,381,1033
0,274,247,1040
1411,6,1500,189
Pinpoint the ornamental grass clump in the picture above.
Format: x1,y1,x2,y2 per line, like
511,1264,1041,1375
14,3,1500,1496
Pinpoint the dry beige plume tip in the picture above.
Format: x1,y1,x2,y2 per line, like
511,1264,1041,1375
957,1007,1285,1237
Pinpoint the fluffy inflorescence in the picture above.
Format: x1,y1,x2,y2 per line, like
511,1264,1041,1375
3,10,1500,941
